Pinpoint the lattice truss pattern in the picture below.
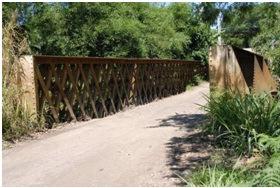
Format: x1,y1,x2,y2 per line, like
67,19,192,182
34,57,206,123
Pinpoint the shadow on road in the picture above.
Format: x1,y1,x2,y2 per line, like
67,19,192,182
151,113,213,186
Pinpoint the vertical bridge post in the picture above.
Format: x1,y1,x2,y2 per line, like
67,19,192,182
19,55,38,116
209,45,277,93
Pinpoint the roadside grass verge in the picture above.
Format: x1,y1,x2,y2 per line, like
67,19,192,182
182,91,280,186
186,74,204,90
3,12,45,142
203,91,280,155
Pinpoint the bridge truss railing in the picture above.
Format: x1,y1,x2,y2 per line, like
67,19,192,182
20,56,206,123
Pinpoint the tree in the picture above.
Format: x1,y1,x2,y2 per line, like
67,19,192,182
169,3,215,64
251,3,280,76
221,3,260,47
1,2,219,65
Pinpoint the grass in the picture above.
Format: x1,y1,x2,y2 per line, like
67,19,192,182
2,11,45,142
2,85,43,141
184,136,280,187
186,164,252,187
182,91,280,186
203,91,280,155
186,74,204,90
252,152,280,186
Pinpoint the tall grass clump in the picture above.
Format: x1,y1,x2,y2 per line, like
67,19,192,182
251,152,280,186
3,12,44,141
185,154,280,187
252,134,280,186
185,164,252,187
203,91,280,155
184,91,280,186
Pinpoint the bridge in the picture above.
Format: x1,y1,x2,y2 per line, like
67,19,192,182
3,45,277,186
19,55,206,124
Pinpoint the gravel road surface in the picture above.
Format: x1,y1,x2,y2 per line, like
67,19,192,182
3,83,209,186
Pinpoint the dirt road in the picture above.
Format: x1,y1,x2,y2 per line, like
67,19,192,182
3,83,209,186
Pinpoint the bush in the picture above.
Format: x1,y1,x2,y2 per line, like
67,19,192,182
257,134,280,154
252,152,280,186
185,154,280,187
2,11,44,141
203,91,280,155
185,74,204,90
185,164,252,187
2,85,42,141
185,78,280,187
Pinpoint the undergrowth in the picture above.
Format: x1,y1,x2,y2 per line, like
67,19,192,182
203,91,280,155
186,164,252,187
252,152,280,186
183,91,280,186
2,11,44,141
186,74,204,90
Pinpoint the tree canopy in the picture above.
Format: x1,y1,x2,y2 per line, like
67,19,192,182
194,2,280,75
2,2,280,75
2,2,214,65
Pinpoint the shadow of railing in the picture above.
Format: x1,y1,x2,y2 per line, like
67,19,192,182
149,113,213,185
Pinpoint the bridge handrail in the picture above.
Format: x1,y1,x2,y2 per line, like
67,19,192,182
20,55,207,124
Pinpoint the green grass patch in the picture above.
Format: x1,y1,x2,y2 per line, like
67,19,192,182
183,148,280,186
185,164,253,187
203,91,280,155
182,91,280,186
186,74,204,90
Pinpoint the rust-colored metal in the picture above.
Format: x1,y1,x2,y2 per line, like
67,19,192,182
20,55,206,124
33,55,200,64
209,45,277,94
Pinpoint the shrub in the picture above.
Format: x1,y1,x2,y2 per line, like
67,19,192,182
185,164,252,187
185,154,280,187
251,153,280,186
203,91,280,155
186,74,204,90
257,134,280,154
2,11,44,141
186,92,280,187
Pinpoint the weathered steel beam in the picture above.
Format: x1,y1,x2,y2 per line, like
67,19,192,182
20,55,206,124
33,55,200,65
209,45,277,93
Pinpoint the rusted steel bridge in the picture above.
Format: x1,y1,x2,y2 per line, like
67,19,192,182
19,45,277,124
20,56,206,123
209,45,277,93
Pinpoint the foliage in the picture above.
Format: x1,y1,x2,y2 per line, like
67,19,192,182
221,3,260,47
3,2,278,74
2,85,41,141
185,153,280,187
2,2,215,65
253,134,280,186
185,164,252,187
186,74,204,90
184,134,280,187
252,153,280,186
2,11,44,141
193,2,220,26
203,91,280,155
188,92,280,186
251,3,280,77
257,134,280,154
